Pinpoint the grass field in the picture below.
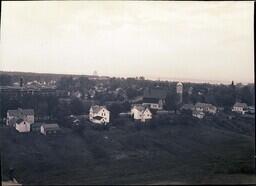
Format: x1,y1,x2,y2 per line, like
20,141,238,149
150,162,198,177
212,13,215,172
1,114,255,185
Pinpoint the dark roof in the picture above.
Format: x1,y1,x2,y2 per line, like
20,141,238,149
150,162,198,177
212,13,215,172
8,108,34,117
233,102,247,108
16,118,24,124
42,124,60,131
142,97,160,103
90,105,108,113
143,88,167,99
31,123,43,128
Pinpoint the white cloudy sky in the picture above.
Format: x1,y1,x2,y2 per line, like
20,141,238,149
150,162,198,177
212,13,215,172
0,1,254,84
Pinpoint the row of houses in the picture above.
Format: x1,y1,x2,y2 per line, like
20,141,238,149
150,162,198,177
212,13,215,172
6,100,255,133
6,108,60,135
181,102,255,119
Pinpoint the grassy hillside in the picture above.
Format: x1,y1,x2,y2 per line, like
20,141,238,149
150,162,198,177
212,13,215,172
1,115,255,185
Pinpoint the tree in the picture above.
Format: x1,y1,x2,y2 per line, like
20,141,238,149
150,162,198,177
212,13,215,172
0,75,12,86
165,91,178,110
70,98,85,115
238,86,253,105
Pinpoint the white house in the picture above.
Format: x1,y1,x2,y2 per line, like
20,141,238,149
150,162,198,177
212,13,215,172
15,119,31,132
89,105,110,124
195,103,217,114
131,104,152,122
192,111,205,119
6,108,34,127
40,124,60,135
232,102,248,115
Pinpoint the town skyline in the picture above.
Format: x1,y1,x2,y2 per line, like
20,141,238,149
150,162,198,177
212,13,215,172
0,1,254,85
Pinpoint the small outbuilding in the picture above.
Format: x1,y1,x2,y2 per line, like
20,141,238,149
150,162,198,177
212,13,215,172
31,123,43,132
40,124,60,135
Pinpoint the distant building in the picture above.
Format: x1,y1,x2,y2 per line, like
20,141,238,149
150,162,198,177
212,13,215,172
180,104,195,111
142,88,167,110
188,87,193,95
176,82,183,104
192,110,205,119
232,102,248,115
71,90,82,98
247,106,255,114
131,104,152,122
40,124,60,135
194,102,217,114
6,108,34,127
31,122,44,132
15,119,31,133
89,105,110,124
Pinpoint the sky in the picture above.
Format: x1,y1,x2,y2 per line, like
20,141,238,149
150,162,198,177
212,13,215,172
0,1,254,84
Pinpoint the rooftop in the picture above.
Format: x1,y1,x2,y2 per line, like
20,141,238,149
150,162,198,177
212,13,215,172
8,108,34,117
42,124,60,131
90,105,108,113
234,102,248,108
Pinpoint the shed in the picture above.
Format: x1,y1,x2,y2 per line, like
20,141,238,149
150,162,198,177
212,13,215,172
40,124,60,135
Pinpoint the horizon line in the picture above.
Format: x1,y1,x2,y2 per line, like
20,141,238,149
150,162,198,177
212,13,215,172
0,70,254,85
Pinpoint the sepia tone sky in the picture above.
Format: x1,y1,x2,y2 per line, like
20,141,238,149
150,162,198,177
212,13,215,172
0,1,254,84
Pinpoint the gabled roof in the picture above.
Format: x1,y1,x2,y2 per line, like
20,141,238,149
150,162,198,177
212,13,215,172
143,88,167,99
132,104,146,112
195,102,215,109
16,118,24,124
90,105,108,114
8,108,34,117
42,124,60,131
31,122,43,128
233,102,248,108
177,82,183,86
132,104,151,114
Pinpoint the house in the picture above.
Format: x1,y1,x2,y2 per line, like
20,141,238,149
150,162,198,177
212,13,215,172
89,105,110,124
247,106,255,114
142,88,167,110
180,104,195,111
15,119,31,132
232,102,248,114
40,124,60,135
6,108,34,127
192,110,205,119
72,90,82,98
195,103,217,114
31,122,43,132
131,104,152,122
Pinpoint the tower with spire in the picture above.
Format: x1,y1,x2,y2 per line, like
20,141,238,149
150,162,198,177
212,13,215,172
176,82,183,104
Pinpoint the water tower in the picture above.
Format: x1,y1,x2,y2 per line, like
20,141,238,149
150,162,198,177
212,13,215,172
176,82,183,104
93,70,98,76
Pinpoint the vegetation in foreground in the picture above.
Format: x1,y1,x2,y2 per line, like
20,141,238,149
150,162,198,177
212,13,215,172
1,114,254,185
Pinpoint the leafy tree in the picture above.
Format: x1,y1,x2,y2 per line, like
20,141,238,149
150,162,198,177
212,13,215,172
70,98,85,115
0,75,12,86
